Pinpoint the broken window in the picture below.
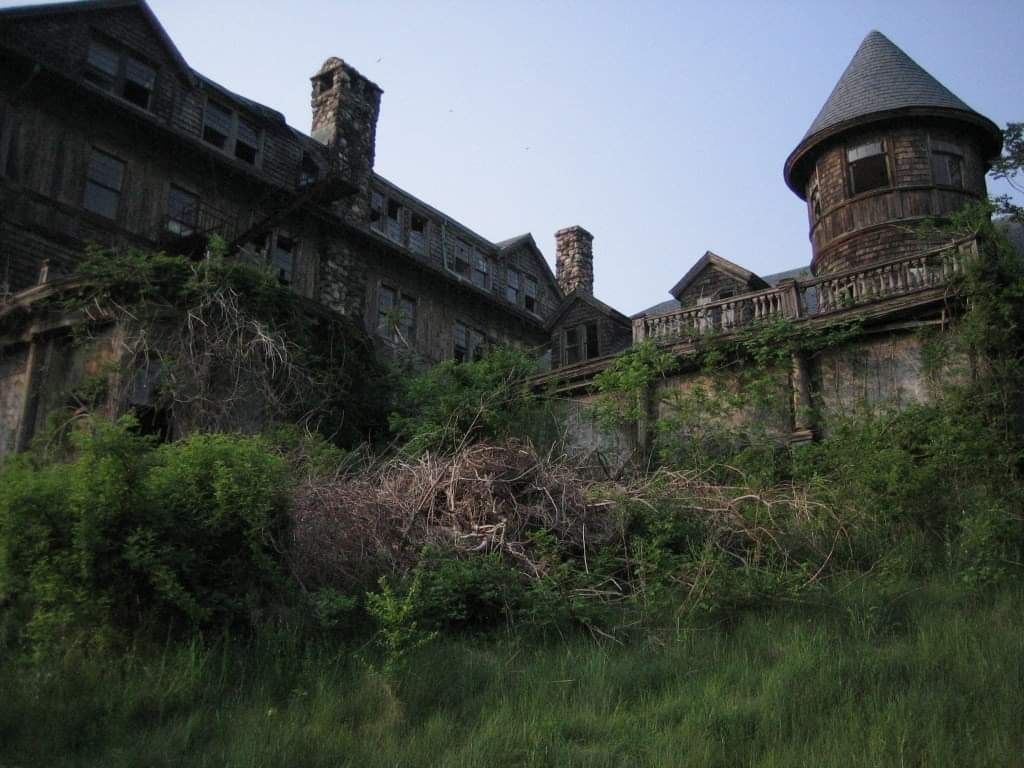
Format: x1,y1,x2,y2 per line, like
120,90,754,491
299,153,319,187
83,40,156,110
410,212,428,254
83,148,124,219
453,321,485,362
370,190,385,233
563,322,599,366
378,285,417,343
472,250,489,289
505,267,521,304
202,101,232,150
585,322,599,360
846,141,889,196
449,239,473,279
564,327,581,365
930,140,964,188
385,198,403,242
524,274,539,313
270,231,295,285
234,117,259,164
202,100,261,165
166,185,198,236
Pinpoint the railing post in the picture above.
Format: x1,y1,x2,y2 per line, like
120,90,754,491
776,278,802,319
632,317,646,344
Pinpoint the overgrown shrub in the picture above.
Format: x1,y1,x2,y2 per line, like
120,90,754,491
0,417,293,649
388,346,557,456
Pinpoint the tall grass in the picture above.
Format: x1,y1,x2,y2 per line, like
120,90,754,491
2,578,1021,767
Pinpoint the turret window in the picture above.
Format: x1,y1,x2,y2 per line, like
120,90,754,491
931,140,964,188
846,141,890,195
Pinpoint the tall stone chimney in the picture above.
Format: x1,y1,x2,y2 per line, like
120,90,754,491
555,226,594,297
310,57,382,191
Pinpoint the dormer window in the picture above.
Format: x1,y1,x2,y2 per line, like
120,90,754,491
202,100,261,166
930,140,964,188
524,274,539,314
471,251,489,288
846,140,889,196
448,239,473,279
83,40,156,110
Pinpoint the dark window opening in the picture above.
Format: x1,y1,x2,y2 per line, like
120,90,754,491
472,251,489,289
84,41,155,110
83,148,124,219
585,323,599,360
166,185,198,236
370,190,385,231
524,274,539,313
410,212,428,254
202,101,232,150
299,153,319,187
122,56,155,109
505,267,521,304
234,117,259,164
847,141,889,196
399,295,417,341
314,72,334,96
931,141,964,188
449,239,473,279
385,198,403,241
453,321,485,362
270,231,295,285
564,327,581,365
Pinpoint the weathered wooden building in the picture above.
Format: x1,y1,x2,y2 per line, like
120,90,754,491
0,0,620,452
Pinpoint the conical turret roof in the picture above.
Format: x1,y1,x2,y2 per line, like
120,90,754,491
784,31,1001,197
803,31,976,140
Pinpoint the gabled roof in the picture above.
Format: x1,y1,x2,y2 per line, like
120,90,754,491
546,289,631,332
669,251,767,301
0,0,195,85
496,233,561,299
785,30,1002,197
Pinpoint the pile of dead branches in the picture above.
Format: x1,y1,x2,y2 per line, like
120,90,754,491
290,441,622,589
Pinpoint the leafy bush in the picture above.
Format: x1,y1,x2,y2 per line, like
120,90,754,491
388,346,556,456
0,417,293,648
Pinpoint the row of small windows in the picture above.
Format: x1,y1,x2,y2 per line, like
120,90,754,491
809,136,967,218
370,191,542,315
84,38,265,169
81,147,296,284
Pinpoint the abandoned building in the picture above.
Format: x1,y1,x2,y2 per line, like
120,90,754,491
0,2,1008,459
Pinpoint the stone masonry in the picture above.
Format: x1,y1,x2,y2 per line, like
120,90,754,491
555,226,594,297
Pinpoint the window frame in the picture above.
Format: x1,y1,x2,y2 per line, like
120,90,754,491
453,320,486,362
845,139,891,197
269,230,297,286
930,138,964,189
562,321,599,366
201,97,263,167
82,147,125,220
377,283,417,344
83,38,157,111
166,184,199,237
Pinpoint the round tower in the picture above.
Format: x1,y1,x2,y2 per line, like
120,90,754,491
784,31,1002,276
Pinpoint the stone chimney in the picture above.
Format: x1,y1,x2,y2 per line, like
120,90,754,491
310,57,382,191
555,226,594,297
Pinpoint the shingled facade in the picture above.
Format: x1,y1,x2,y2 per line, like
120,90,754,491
0,0,612,452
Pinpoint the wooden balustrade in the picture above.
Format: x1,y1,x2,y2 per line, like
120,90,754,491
635,237,977,345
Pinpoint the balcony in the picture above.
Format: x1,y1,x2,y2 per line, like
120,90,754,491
634,237,978,345
159,200,238,257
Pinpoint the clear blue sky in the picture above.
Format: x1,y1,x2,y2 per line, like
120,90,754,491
5,0,1020,313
